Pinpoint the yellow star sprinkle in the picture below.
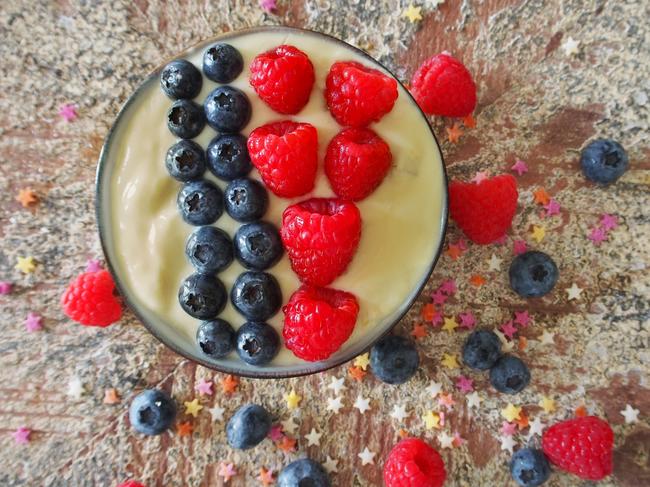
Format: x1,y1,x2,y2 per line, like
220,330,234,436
184,398,203,418
353,353,370,370
531,225,546,242
402,4,422,23
540,396,556,414
441,353,459,369
15,256,36,274
285,389,302,410
501,403,522,422
442,317,458,332
422,411,440,429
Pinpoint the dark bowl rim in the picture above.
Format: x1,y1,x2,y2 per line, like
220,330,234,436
95,25,449,379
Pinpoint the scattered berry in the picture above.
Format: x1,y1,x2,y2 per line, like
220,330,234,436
231,271,282,321
160,59,202,100
325,61,398,127
510,448,551,487
61,270,122,327
249,44,315,114
281,198,361,286
177,180,223,226
224,178,269,222
489,354,531,394
278,459,330,487
204,86,251,133
449,174,518,244
462,330,502,370
226,404,272,449
206,134,252,181
542,416,613,480
235,321,280,366
234,221,283,271
410,53,477,117
165,139,206,181
383,438,446,487
248,121,318,198
203,43,243,83
509,251,558,298
129,389,176,436
117,481,146,487
167,99,205,139
580,139,629,185
283,285,359,361
178,273,227,319
325,128,392,201
370,335,419,385
196,318,235,358
185,226,233,273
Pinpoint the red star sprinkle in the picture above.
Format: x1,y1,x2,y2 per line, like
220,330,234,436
533,188,550,205
221,375,240,394
469,274,486,287
446,243,463,260
588,227,607,245
514,311,531,327
462,114,476,128
500,321,517,339
422,303,436,321
516,411,529,429
258,467,275,486
58,103,78,122
511,159,528,176
458,311,476,330
177,422,193,437
456,376,474,394
446,123,464,143
277,436,297,452
600,214,619,231
575,405,587,417
349,366,367,382
411,323,428,340
513,239,527,255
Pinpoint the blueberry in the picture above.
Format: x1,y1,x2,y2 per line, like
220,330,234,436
178,273,227,319
510,448,551,487
509,251,558,298
462,330,502,370
278,459,331,487
203,43,244,83
490,354,531,394
234,222,283,271
160,59,202,99
226,403,272,449
236,321,280,365
204,86,251,133
177,180,223,226
167,99,205,139
370,335,419,385
165,140,206,182
580,138,629,185
129,389,176,435
224,178,269,222
231,271,282,321
196,319,235,358
185,226,233,273
206,134,252,181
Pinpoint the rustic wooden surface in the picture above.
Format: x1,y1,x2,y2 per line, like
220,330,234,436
1,0,649,486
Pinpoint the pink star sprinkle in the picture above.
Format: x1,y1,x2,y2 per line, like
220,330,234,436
430,310,443,327
196,378,213,396
456,376,474,394
85,259,103,272
588,227,607,245
12,427,31,444
268,424,284,441
439,279,457,295
513,239,527,255
218,462,237,482
501,421,517,436
500,321,517,339
511,159,528,176
452,431,466,447
24,312,43,332
259,0,276,12
457,238,468,251
543,199,561,217
0,281,12,295
471,171,489,184
438,393,456,410
458,312,476,330
58,103,77,122
514,311,531,328
600,214,619,232
432,290,447,305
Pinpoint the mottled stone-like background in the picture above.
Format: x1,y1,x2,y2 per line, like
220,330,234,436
0,0,648,486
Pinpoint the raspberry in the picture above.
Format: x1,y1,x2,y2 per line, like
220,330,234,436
280,198,361,286
325,61,398,127
247,121,318,198
383,438,446,487
61,270,122,327
249,45,315,115
449,174,518,244
283,285,359,361
542,416,613,481
117,482,145,487
410,53,477,117
325,128,393,201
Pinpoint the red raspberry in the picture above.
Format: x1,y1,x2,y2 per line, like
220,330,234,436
410,53,477,117
325,61,398,127
117,482,145,487
383,438,446,487
61,270,122,327
280,198,361,286
249,44,315,114
283,285,359,361
449,174,518,244
542,416,614,480
247,121,318,198
325,128,393,201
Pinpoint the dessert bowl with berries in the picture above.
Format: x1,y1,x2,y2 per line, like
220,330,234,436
96,26,447,377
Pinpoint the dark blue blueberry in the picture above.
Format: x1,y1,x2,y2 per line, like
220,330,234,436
160,59,202,99
165,140,206,181
178,273,227,319
235,322,280,366
509,251,558,298
462,330,502,370
234,222,283,271
167,99,205,139
490,354,531,394
231,271,282,321
177,180,223,226
370,335,419,385
196,318,235,358
278,459,331,487
510,448,551,487
129,389,176,435
226,403,272,449
580,139,629,185
207,134,252,180
225,178,268,222
203,43,244,83
185,226,233,273
204,86,251,133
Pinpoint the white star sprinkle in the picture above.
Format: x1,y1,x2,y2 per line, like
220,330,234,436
500,434,516,454
426,381,442,398
353,395,371,414
527,417,545,439
621,404,640,424
67,376,84,400
488,253,502,272
427,0,445,8
562,36,580,57
208,405,225,422
494,329,515,352
304,428,323,446
323,455,339,473
327,396,344,414
390,404,409,422
437,431,454,449
539,330,555,345
358,447,376,465
566,283,583,300
281,418,298,435
327,376,346,395
466,391,482,410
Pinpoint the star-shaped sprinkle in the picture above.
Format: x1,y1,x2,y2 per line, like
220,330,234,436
467,391,481,410
514,311,531,327
527,417,545,438
16,256,36,274
348,365,367,382
500,434,516,453
103,388,120,404
533,188,550,205
502,403,522,422
221,374,239,394
423,411,440,429
327,376,346,395
500,320,517,339
470,274,486,287
441,353,459,369
354,352,370,370
196,378,213,396
442,316,458,332
518,336,528,351
516,411,529,430
438,393,456,410
358,447,376,465
430,309,443,327
620,404,640,424
446,243,463,260
539,330,555,345
277,436,297,452
327,396,344,414
268,424,284,441
452,431,465,447
259,0,276,12
304,428,322,446
543,199,561,217
184,398,203,418
390,404,409,422
0,281,12,295
513,239,527,255
177,421,193,436
432,289,448,305
600,214,619,232
280,417,298,435
209,405,225,422
85,259,103,272
24,312,43,332
218,462,237,482
539,396,556,413
566,283,583,301
471,171,489,184
462,113,476,127
575,405,588,417
285,389,302,410
501,421,517,436
12,426,31,444
456,376,474,394
437,431,454,449
562,36,580,57
588,227,607,245
487,254,502,272
422,303,436,321
402,4,422,23
58,103,78,122
67,376,84,399
258,467,275,486
323,456,339,474
446,123,464,143
494,329,515,352
440,279,457,295
511,159,528,176
353,395,371,414
531,225,546,242
16,188,39,208
411,323,428,339
426,381,442,398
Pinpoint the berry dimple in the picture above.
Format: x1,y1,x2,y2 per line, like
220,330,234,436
61,270,122,327
383,438,446,487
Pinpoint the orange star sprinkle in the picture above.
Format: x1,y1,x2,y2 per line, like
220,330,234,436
533,188,551,205
462,114,476,128
470,274,486,286
16,188,39,208
221,374,240,394
516,410,529,430
446,244,463,260
518,336,528,351
446,123,464,144
258,467,275,486
277,435,297,452
575,405,587,417
348,365,367,382
411,323,428,340
103,388,120,404
422,303,437,322
177,421,193,436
